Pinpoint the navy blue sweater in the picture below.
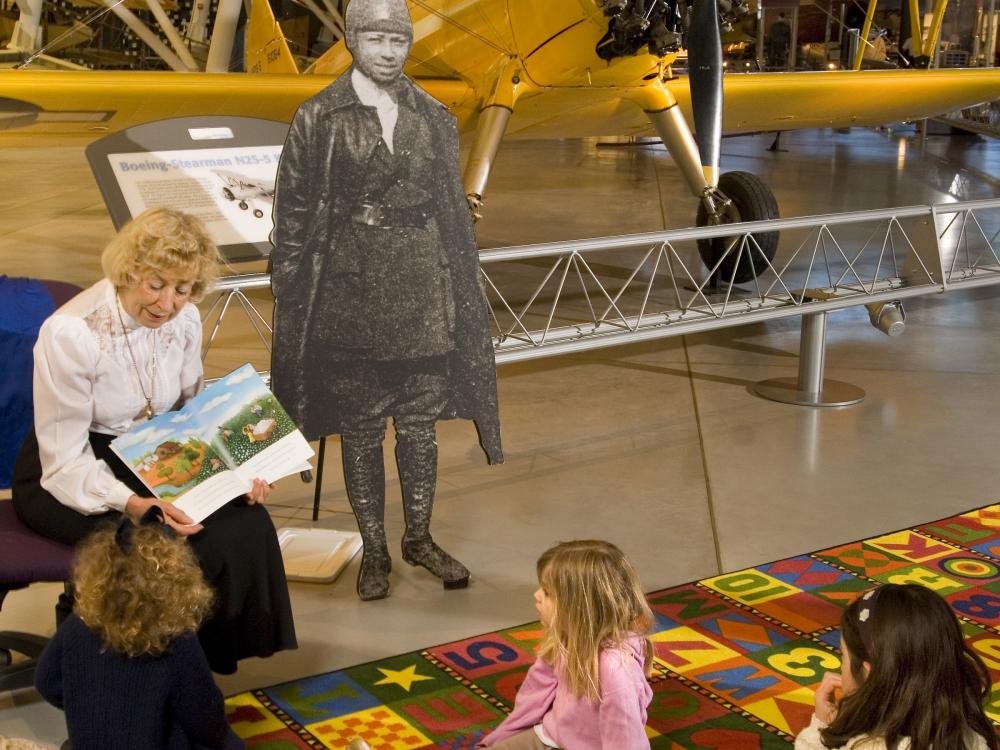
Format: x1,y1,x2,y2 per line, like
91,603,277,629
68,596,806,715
36,615,244,750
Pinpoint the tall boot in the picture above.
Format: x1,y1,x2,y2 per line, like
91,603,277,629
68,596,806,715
342,433,391,601
395,426,470,589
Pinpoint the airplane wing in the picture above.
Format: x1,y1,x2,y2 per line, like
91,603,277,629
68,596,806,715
2,67,998,139
685,69,1000,135
0,71,477,136
501,68,1000,139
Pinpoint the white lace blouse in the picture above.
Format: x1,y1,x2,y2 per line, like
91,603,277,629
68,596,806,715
33,278,203,515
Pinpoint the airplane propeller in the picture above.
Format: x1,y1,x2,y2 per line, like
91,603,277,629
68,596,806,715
686,0,780,283
687,0,723,189
594,0,780,284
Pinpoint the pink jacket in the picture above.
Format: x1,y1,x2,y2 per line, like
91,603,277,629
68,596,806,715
479,634,652,749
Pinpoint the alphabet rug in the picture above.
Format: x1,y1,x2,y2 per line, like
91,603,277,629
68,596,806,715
227,504,1000,747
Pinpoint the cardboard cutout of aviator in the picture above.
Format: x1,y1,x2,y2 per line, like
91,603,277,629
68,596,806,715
270,0,503,601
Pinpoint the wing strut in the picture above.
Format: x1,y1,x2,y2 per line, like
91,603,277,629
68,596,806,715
922,0,950,59
851,0,880,69
904,0,925,63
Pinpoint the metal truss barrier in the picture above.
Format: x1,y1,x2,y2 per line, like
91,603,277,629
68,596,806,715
205,196,1000,516
202,272,272,360
202,196,1000,401
939,102,1000,137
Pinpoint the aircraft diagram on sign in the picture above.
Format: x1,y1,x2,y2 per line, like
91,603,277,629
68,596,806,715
214,169,275,219
2,0,999,281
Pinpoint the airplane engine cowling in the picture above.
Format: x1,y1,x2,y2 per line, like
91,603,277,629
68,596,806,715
594,0,749,61
596,0,683,60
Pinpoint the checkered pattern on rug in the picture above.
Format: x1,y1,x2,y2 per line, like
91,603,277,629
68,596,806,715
228,504,1000,747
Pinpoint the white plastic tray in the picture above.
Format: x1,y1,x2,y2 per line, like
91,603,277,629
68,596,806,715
277,527,363,583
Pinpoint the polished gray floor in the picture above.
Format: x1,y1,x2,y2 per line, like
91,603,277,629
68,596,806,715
3,123,1000,745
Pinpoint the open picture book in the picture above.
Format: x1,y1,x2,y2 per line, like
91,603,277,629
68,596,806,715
111,363,314,523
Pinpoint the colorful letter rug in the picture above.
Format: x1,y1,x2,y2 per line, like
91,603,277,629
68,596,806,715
226,505,1000,748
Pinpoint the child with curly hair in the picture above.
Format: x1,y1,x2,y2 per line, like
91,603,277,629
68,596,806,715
35,510,243,750
479,539,654,749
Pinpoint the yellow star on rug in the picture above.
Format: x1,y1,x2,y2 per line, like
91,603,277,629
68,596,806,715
373,664,434,692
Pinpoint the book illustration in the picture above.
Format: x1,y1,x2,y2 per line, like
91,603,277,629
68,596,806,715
111,364,312,522
135,437,209,494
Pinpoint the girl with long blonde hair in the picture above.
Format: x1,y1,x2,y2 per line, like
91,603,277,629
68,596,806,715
479,540,654,749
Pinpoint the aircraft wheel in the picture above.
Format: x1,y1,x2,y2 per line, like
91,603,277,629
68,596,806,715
223,187,235,201
253,209,264,218
239,200,249,210
696,171,779,284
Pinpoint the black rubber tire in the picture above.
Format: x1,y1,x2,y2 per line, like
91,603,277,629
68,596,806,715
223,187,234,201
253,209,264,218
696,171,780,284
238,200,248,210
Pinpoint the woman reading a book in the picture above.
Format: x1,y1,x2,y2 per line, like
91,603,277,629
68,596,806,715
11,208,297,674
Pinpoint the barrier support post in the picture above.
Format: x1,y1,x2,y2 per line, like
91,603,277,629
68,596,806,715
753,311,866,406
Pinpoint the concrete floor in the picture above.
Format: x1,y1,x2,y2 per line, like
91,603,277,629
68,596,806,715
3,123,1000,745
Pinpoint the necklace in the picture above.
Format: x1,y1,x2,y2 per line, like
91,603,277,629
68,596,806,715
115,296,158,420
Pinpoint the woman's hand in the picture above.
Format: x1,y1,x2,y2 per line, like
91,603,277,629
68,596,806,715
814,671,842,725
125,495,204,536
245,478,274,505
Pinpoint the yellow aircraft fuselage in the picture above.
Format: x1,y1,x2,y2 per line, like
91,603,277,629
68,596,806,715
307,0,674,131
313,2,664,85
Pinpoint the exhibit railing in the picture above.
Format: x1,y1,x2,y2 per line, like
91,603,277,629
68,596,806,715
204,195,1000,386
939,101,1000,137
205,195,1000,516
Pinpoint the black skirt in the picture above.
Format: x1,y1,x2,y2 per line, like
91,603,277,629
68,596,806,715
12,430,297,674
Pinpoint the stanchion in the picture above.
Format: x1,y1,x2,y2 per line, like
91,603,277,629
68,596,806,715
753,311,865,406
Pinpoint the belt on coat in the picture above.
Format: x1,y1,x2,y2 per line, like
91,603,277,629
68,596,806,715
351,202,430,229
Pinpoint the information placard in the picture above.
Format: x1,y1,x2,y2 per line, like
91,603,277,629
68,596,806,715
87,117,289,263
109,146,281,248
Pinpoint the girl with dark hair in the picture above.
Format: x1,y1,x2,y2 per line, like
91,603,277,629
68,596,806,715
796,583,997,750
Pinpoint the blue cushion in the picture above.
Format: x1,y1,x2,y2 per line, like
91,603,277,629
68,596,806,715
0,277,79,489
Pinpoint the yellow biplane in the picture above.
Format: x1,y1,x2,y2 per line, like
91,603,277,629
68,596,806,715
3,0,999,279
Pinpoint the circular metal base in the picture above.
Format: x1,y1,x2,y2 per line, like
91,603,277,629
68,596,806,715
753,377,865,407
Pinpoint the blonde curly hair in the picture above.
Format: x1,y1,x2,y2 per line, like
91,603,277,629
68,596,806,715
101,207,220,302
73,523,213,658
